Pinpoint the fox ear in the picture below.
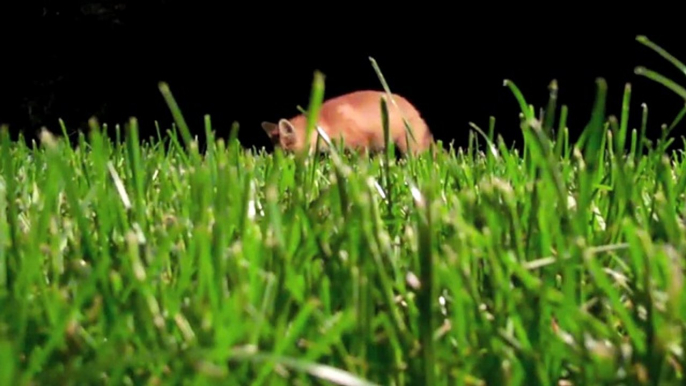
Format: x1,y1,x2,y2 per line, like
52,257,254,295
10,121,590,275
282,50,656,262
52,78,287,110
278,119,296,138
261,121,278,138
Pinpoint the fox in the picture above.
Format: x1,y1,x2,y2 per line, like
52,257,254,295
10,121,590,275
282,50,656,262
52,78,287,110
261,90,434,155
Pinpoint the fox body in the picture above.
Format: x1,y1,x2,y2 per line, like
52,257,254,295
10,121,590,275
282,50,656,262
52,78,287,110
261,90,433,155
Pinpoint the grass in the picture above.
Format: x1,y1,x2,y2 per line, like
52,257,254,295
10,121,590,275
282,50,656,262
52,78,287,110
2,36,686,385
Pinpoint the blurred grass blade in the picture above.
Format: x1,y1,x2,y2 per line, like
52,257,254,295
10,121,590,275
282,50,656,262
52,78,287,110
636,35,686,75
231,348,380,386
634,66,686,100
369,57,417,147
158,82,196,152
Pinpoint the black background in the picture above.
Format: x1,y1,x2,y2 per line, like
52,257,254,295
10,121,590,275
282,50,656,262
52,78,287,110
2,2,685,151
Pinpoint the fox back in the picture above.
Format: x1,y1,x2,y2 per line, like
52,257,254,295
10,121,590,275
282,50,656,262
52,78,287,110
261,90,433,155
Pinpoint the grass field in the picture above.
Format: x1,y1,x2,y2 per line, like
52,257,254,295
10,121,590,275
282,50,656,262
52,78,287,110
2,36,686,385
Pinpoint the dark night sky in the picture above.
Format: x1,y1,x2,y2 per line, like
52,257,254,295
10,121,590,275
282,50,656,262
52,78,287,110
2,3,685,150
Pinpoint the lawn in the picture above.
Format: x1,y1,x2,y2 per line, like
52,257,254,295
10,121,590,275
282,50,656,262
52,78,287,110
1,36,686,385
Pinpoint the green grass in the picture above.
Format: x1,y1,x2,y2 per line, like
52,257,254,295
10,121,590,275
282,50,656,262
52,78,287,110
2,36,686,385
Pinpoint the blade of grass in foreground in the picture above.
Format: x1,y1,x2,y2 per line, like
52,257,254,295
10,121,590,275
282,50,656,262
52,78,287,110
0,125,17,291
575,78,609,238
299,70,326,203
636,35,686,76
230,348,380,386
543,79,558,137
504,79,569,222
616,83,632,155
380,96,393,215
158,82,200,162
369,57,417,152
408,178,436,386
125,117,147,230
634,66,686,100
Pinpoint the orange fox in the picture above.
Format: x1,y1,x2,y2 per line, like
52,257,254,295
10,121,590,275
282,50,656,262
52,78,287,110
261,90,434,155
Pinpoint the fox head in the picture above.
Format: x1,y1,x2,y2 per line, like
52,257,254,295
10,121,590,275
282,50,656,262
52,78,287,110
261,119,299,151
